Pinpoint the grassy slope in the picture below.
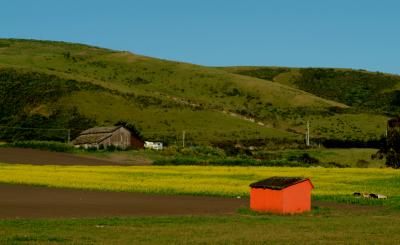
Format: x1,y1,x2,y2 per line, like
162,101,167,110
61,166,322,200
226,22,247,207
0,39,350,143
222,66,398,140
222,66,400,109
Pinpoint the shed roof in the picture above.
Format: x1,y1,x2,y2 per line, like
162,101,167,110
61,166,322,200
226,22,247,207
72,133,112,145
250,177,312,190
80,126,122,135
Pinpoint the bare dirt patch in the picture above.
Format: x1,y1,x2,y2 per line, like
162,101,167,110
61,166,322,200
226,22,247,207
0,148,138,166
0,184,388,219
0,184,248,219
86,152,153,165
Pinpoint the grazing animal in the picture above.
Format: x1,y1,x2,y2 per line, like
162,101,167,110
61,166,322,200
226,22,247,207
377,194,387,199
353,192,387,199
369,193,378,199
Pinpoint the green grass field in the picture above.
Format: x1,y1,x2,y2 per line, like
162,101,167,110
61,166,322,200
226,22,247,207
1,163,399,243
1,209,400,244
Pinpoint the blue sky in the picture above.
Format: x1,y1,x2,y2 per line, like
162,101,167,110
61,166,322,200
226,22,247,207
1,0,399,74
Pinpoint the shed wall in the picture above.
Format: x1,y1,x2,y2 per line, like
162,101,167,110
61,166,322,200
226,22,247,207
131,136,144,149
282,180,313,213
250,188,283,213
99,127,131,149
250,180,313,214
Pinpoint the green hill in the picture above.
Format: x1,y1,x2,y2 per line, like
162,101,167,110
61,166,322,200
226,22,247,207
222,66,399,141
222,66,400,114
0,39,391,144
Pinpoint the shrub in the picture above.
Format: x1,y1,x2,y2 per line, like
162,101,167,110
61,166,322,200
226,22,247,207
288,153,319,164
179,147,197,156
356,159,370,168
252,151,280,160
153,156,207,166
161,146,179,156
104,145,124,152
235,67,289,81
85,146,99,152
187,146,226,157
5,140,75,152
324,162,350,168
153,156,329,167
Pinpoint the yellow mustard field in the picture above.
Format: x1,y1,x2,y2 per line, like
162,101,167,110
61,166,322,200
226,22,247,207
0,164,399,200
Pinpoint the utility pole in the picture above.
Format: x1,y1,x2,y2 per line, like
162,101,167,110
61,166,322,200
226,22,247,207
306,121,310,147
386,121,389,145
182,130,185,148
67,129,71,144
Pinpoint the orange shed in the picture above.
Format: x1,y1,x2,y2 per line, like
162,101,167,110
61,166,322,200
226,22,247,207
249,177,314,214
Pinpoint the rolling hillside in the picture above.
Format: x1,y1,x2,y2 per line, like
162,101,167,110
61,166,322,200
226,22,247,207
222,66,400,114
222,66,400,141
0,39,391,144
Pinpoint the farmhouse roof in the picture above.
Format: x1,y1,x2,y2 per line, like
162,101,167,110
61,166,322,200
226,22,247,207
80,126,122,135
72,133,113,145
72,126,126,145
250,177,312,190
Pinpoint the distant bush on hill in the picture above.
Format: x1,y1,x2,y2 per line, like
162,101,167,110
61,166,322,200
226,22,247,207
235,67,289,81
321,137,386,148
153,155,348,168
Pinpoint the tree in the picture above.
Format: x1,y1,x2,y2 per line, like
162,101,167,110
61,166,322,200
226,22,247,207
114,120,143,140
373,118,400,168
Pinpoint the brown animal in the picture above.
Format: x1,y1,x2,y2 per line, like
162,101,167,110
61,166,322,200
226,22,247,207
369,193,378,199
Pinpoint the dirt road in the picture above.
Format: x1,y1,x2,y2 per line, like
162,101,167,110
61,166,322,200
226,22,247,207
0,184,248,219
0,148,130,166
